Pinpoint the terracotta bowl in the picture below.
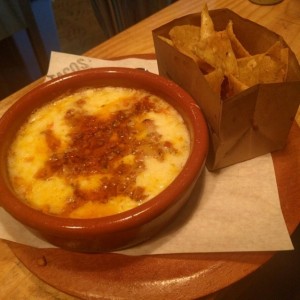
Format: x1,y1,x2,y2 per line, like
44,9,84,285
0,68,208,252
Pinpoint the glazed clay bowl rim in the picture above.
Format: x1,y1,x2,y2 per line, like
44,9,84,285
0,67,208,238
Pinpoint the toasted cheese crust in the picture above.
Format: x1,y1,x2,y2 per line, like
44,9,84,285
8,87,190,218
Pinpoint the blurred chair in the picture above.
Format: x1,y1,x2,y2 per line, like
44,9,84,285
0,0,59,74
0,0,60,99
90,0,177,38
20,0,60,74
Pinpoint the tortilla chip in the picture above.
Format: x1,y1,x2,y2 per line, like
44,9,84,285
237,52,287,86
200,3,215,39
169,25,201,49
195,30,238,76
227,74,249,98
169,24,214,72
158,35,174,46
264,41,289,81
197,58,216,74
226,20,250,58
197,3,238,76
169,25,201,63
237,55,261,87
265,41,284,59
259,55,287,83
204,68,224,96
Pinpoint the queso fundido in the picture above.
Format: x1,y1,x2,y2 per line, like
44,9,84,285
7,87,190,219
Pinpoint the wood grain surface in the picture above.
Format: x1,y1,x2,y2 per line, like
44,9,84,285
0,0,300,299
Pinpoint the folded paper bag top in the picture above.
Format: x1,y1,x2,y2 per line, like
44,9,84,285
153,8,300,170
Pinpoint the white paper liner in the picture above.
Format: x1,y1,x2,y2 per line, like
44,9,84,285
0,52,293,254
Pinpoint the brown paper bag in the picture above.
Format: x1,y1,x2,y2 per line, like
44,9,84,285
153,9,300,170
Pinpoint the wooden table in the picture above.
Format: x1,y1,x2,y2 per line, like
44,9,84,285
0,0,299,299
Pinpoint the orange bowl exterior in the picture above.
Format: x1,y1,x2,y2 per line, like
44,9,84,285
0,68,208,252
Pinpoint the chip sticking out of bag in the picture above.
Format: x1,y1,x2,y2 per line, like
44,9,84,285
169,24,214,73
194,5,239,77
226,20,250,59
159,3,289,100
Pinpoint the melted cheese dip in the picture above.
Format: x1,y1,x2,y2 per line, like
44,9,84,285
8,87,190,218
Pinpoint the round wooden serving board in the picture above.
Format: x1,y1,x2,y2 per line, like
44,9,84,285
7,122,300,299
